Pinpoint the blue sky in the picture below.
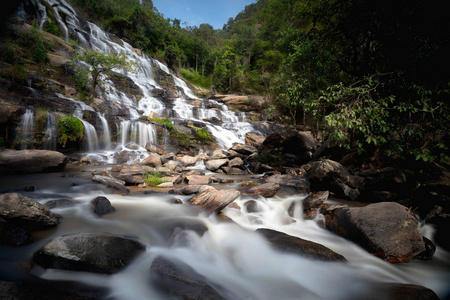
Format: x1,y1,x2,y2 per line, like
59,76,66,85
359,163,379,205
152,0,256,29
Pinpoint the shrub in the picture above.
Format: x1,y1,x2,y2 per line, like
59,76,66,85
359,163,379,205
20,28,50,64
57,115,84,147
145,172,170,187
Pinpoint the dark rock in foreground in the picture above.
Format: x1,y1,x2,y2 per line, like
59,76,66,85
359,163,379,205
0,193,60,231
257,228,346,262
326,202,426,263
303,191,329,211
150,256,227,300
91,196,116,216
0,149,68,175
33,232,145,274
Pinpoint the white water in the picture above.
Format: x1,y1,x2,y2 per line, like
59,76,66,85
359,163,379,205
43,113,57,150
19,109,34,149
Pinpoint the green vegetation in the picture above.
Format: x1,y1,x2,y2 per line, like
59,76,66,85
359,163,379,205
195,127,211,142
150,118,174,130
180,68,212,89
70,49,137,98
57,115,84,147
145,172,170,187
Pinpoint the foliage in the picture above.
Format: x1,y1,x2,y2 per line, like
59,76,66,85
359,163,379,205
145,171,169,187
180,68,212,89
20,28,50,64
57,115,84,147
150,118,174,130
195,127,211,141
70,49,137,98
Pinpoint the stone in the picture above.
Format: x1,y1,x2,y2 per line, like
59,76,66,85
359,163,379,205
245,132,265,148
244,183,280,198
265,174,310,192
257,229,346,262
115,165,150,185
147,110,159,119
186,175,212,185
161,153,176,164
205,159,229,172
190,189,240,214
150,256,227,300
33,232,145,274
141,153,162,167
303,191,329,211
209,149,228,159
0,150,68,175
92,175,130,195
44,199,82,209
91,196,116,216
145,142,166,155
228,157,244,169
229,143,257,155
0,193,60,231
326,202,426,263
158,182,174,188
179,155,198,167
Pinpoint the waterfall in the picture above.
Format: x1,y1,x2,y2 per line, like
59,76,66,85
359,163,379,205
43,113,57,150
98,113,111,149
79,119,99,152
119,119,156,148
19,109,34,150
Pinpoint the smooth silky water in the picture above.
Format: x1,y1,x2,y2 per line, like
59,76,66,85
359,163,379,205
1,166,449,300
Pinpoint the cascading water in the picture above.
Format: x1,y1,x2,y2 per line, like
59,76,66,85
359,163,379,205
98,113,111,149
73,109,99,153
19,109,34,150
43,113,57,150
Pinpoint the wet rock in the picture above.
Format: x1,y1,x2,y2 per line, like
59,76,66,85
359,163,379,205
179,155,198,166
245,132,265,148
186,175,212,185
92,175,130,195
150,256,227,300
360,283,440,300
190,189,240,214
145,142,166,155
225,167,248,175
170,185,216,196
44,199,82,209
244,183,280,198
0,218,33,246
0,193,60,231
303,191,329,211
228,157,244,169
33,232,145,274
205,159,229,172
141,153,162,167
303,159,363,200
161,153,176,164
0,150,68,175
257,229,346,262
229,143,257,156
414,237,436,260
91,196,116,216
91,169,111,177
326,202,425,263
115,165,148,185
265,174,310,192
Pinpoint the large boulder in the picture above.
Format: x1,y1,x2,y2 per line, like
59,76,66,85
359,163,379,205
115,165,149,185
245,132,265,148
179,155,198,167
257,229,346,262
92,175,130,195
33,233,145,274
243,183,280,198
190,189,240,214
205,159,229,172
303,159,364,200
265,174,310,192
0,150,68,175
0,193,60,231
91,196,116,216
229,143,257,156
150,256,227,300
141,153,162,167
186,175,212,185
326,202,426,263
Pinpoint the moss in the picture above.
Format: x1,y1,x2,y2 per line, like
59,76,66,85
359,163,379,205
196,127,211,141
57,115,84,147
145,172,170,187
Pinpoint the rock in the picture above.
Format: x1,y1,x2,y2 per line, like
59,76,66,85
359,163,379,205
170,185,216,195
161,153,176,164
245,132,265,148
244,183,280,198
92,175,130,195
225,167,248,175
141,153,162,167
0,193,60,231
91,196,116,216
229,143,257,156
303,191,329,211
190,189,240,214
158,182,174,188
257,229,346,262
265,174,310,192
91,169,111,177
145,142,166,155
115,165,148,185
179,155,198,167
209,149,228,159
0,219,33,246
33,232,145,274
0,150,68,175
186,175,211,185
228,157,244,169
205,159,229,172
326,202,425,263
412,179,450,218
303,159,363,200
44,199,82,209
150,256,227,300
147,110,159,119
414,237,436,260
359,283,440,300
164,160,183,172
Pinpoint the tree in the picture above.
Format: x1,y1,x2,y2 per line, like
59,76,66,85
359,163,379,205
71,49,137,98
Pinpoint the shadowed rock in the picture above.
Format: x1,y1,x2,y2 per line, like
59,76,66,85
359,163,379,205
141,154,162,167
190,189,240,214
150,256,227,300
91,196,116,216
265,174,310,192
0,150,68,175
0,193,60,231
303,191,329,211
245,132,265,148
326,202,426,263
257,228,346,262
205,159,228,172
33,232,145,274
0,219,33,246
92,175,130,195
229,143,257,155
244,183,280,198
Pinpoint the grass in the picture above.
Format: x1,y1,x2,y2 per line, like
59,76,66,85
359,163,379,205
180,68,212,90
145,172,170,187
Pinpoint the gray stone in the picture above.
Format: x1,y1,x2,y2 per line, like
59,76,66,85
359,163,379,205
92,175,130,195
0,150,68,175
